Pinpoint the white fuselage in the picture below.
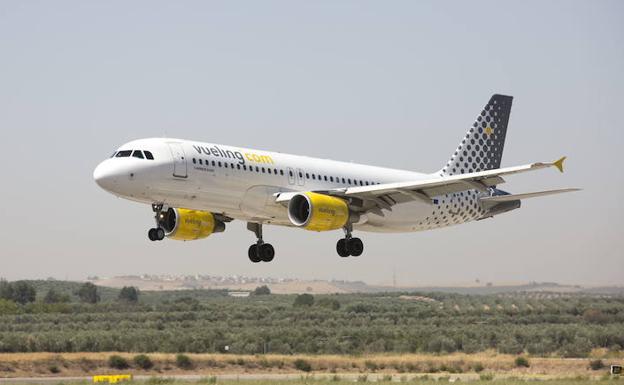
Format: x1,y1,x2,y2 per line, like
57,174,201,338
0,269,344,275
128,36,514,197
94,138,488,233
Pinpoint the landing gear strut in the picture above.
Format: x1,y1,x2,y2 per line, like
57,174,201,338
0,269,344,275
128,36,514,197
336,225,363,257
247,222,275,263
148,203,166,241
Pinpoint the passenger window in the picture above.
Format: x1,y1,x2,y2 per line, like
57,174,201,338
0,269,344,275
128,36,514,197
348,179,352,184
289,170,293,177
330,176,334,182
256,166,259,172
299,171,303,178
218,161,222,167
224,163,228,168
273,168,278,174
144,151,154,160
231,163,234,169
342,178,345,183
312,174,316,180
324,176,328,181
116,150,132,157
280,170,284,176
212,161,216,166
262,167,266,173
243,165,247,170
199,159,203,165
237,164,241,170
192,158,196,164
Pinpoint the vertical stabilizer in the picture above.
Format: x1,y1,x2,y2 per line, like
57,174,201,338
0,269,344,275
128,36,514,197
440,94,513,176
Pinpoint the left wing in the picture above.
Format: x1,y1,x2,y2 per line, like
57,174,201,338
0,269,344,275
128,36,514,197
275,157,574,215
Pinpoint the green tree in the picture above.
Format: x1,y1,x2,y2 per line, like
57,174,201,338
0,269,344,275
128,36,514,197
118,286,139,303
43,288,70,304
11,281,36,304
76,282,100,304
293,293,314,307
0,279,13,300
253,285,271,295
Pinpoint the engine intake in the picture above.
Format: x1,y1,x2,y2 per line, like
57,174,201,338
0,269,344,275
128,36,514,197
288,192,352,231
159,208,225,241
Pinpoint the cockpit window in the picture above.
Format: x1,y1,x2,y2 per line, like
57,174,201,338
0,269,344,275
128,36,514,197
116,150,132,157
132,150,144,159
144,151,154,160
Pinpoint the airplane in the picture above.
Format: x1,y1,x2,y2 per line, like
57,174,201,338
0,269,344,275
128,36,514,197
93,94,579,263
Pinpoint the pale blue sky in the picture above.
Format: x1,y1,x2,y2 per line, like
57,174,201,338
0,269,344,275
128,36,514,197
0,0,622,285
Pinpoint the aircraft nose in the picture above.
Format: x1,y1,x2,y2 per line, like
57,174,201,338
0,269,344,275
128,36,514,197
93,160,119,191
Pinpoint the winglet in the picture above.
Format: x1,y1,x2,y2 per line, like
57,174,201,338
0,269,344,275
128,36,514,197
553,156,567,173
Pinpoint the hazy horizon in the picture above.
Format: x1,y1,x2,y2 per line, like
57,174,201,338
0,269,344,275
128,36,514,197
1,1,622,285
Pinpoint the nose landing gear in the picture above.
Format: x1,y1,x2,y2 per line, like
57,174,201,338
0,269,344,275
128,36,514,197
148,203,166,241
247,222,275,263
336,225,364,257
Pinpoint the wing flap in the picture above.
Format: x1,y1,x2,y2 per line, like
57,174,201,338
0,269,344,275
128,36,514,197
480,188,580,202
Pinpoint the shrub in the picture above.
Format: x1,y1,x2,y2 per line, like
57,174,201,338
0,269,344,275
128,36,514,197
589,359,604,370
293,294,314,307
473,362,485,372
109,355,129,369
317,297,340,310
479,373,494,381
514,356,530,368
48,365,60,374
176,354,193,369
293,358,312,372
133,354,154,370
364,360,378,371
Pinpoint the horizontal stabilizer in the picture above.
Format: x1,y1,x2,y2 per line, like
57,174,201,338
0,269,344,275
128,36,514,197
480,188,580,203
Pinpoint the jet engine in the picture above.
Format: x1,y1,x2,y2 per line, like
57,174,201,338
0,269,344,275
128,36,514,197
158,208,225,240
288,192,356,231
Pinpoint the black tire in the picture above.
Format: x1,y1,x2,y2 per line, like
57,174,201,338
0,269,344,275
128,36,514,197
248,244,262,263
348,238,364,257
148,228,157,241
260,244,275,262
336,238,349,257
156,227,165,240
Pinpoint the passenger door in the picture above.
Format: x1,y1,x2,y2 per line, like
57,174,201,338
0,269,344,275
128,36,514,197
168,143,187,178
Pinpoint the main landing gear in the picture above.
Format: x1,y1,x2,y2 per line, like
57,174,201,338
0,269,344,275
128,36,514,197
336,225,363,257
247,222,275,263
148,203,166,241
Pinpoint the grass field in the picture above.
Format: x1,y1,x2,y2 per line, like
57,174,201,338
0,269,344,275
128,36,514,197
0,351,622,378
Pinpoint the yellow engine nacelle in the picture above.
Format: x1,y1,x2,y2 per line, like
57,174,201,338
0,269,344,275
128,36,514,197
287,192,351,232
158,208,225,241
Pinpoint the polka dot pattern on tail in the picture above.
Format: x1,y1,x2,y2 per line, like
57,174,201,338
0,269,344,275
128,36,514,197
441,94,513,177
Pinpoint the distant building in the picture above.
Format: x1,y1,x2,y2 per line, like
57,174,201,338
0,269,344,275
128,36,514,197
228,291,250,298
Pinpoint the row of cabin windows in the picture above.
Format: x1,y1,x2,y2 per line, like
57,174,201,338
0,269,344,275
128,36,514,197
192,157,380,186
112,150,155,160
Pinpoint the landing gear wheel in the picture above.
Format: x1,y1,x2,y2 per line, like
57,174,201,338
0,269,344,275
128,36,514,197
246,222,276,263
148,228,157,241
155,227,165,241
260,244,275,262
248,245,262,263
336,239,349,257
347,237,364,257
